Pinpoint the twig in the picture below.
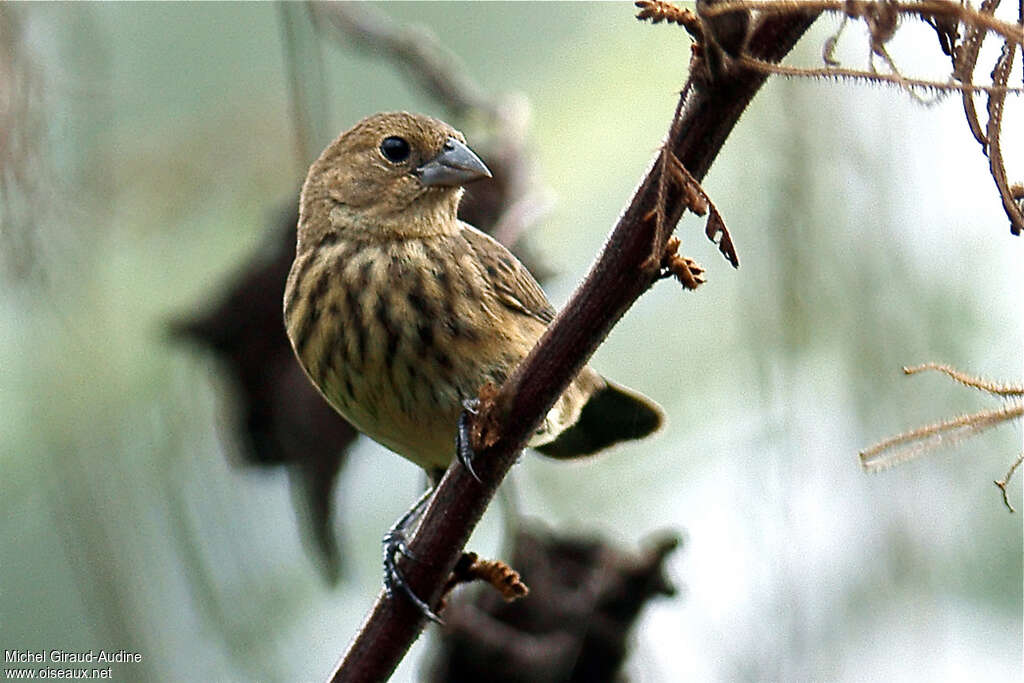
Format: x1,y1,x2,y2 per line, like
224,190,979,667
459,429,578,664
859,401,1024,471
903,363,1024,397
861,364,1024,511
954,0,1001,149
986,41,1024,235
720,0,1024,234
700,0,1024,46
328,8,821,681
994,452,1024,512
736,55,1024,96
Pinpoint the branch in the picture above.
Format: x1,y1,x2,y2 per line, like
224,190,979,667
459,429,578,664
328,9,820,682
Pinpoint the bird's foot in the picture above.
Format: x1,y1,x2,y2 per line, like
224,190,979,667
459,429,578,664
456,398,482,483
382,488,443,624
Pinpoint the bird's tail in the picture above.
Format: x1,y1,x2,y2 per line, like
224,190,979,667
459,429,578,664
534,380,664,459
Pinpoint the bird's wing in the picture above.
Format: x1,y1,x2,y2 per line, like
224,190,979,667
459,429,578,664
459,223,556,325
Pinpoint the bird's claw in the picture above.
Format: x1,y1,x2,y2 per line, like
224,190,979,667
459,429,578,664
382,528,443,624
457,399,482,483
381,488,443,624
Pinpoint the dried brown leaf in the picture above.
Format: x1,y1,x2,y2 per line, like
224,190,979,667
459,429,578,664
705,207,739,268
440,552,529,604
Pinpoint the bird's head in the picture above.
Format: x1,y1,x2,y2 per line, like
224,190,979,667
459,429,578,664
298,111,491,247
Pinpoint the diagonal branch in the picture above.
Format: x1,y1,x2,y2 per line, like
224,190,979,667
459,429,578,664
328,9,820,682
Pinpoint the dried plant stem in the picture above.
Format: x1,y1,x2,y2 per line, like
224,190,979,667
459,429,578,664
956,0,1001,148
718,0,1024,234
903,363,1024,397
987,41,1024,235
995,452,1024,512
859,401,1024,471
736,55,1024,95
701,0,1024,47
862,364,1023,512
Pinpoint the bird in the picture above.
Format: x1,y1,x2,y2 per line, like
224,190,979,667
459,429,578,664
283,111,663,618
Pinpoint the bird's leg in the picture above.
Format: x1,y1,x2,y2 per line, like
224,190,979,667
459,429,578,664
382,486,443,623
382,398,483,621
456,398,483,483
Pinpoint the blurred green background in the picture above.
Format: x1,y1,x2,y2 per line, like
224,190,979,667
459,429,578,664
1,3,1020,681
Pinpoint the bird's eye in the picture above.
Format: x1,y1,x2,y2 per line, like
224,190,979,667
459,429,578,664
379,136,411,163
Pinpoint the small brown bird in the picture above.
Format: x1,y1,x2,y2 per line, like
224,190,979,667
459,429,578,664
283,111,662,615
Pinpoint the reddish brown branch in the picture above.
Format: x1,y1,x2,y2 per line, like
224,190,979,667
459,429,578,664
328,9,820,682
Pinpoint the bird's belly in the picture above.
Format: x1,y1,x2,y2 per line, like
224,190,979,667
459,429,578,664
321,340,466,471
295,239,525,470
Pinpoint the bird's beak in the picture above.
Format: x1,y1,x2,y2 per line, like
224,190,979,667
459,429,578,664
416,137,492,187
